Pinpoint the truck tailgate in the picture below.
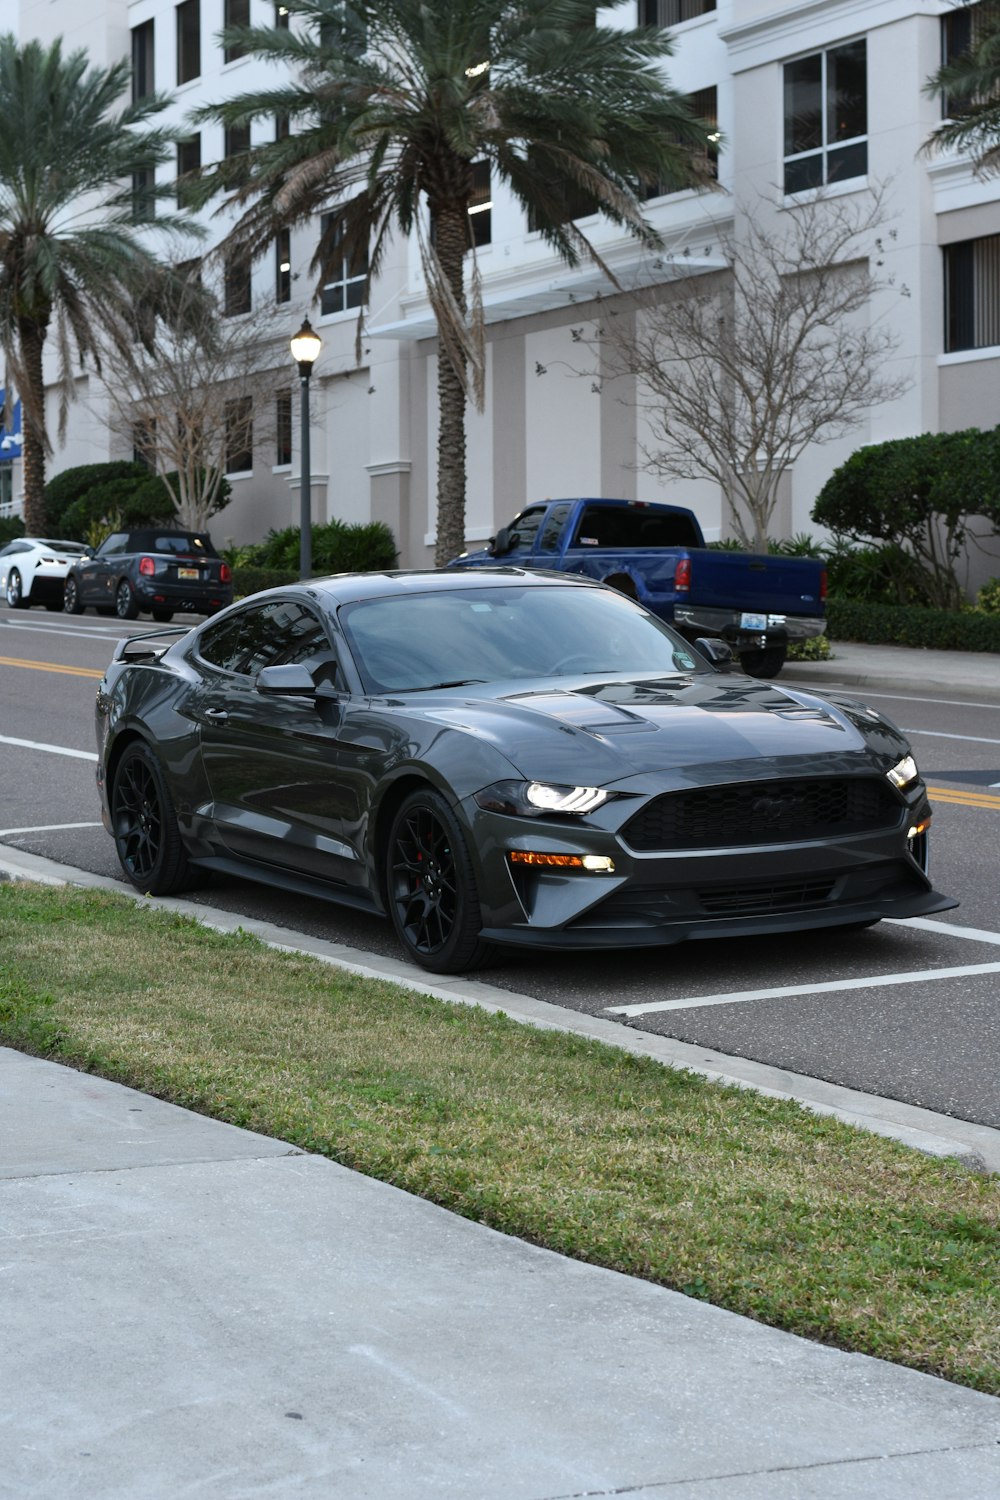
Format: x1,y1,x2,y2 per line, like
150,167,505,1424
688,549,824,616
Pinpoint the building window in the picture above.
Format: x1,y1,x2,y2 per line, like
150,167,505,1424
224,252,252,316
176,134,201,206
941,3,998,119
783,39,866,195
225,397,254,474
276,389,292,466
133,417,157,471
131,20,155,101
526,151,599,231
176,0,200,85
224,0,250,63
275,112,290,141
275,228,291,303
468,161,492,248
640,1,716,23
132,164,156,223
319,213,368,315
644,84,719,199
224,121,252,184
944,234,1000,352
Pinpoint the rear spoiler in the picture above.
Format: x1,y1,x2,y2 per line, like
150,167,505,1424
111,624,193,666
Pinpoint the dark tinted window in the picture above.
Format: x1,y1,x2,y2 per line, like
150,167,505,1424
97,533,130,556
197,599,331,677
39,539,89,553
538,502,574,552
571,506,701,548
128,531,219,556
0,541,30,556
503,507,547,550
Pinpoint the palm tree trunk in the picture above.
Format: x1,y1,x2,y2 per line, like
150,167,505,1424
18,320,49,535
434,207,468,567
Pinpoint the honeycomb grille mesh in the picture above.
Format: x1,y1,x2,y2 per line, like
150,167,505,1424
621,778,899,852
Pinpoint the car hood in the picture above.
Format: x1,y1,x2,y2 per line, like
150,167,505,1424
420,674,911,784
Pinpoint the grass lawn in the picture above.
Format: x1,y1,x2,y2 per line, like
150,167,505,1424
2,880,998,1394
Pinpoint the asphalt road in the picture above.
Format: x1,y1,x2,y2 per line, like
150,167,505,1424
2,606,998,1129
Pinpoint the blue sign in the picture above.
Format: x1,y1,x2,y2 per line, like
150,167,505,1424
0,389,22,461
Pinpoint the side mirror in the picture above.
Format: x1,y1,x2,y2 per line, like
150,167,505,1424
491,526,511,557
694,637,735,670
257,663,323,696
85,546,96,558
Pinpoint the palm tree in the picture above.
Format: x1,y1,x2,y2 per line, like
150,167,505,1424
195,0,714,564
924,3,1000,172
0,34,191,532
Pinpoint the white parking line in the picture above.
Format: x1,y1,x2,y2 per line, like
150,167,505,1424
606,959,1000,1017
0,620,129,641
901,728,1000,746
885,915,1000,946
0,822,102,836
0,733,98,761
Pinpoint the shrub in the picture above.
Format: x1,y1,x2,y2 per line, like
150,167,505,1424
826,598,1000,652
44,462,230,540
231,566,299,599
977,578,1000,615
787,635,831,661
243,520,399,574
0,514,24,546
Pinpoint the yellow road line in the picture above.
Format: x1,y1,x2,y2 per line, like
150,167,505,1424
927,786,1000,810
0,655,104,680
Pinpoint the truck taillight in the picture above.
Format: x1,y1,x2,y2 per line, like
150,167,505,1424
674,558,691,593
139,556,155,577
820,568,828,602
220,563,232,583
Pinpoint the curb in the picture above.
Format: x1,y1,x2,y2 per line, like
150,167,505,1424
2,842,999,1176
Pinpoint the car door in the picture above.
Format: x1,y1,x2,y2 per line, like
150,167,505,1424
192,598,374,891
79,532,128,605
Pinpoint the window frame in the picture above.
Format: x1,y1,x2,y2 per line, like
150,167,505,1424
782,37,867,197
131,19,155,102
319,212,368,317
224,394,254,475
176,0,201,86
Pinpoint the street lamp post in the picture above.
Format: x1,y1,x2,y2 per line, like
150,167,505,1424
289,317,322,579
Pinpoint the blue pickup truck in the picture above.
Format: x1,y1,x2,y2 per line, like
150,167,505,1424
449,497,826,678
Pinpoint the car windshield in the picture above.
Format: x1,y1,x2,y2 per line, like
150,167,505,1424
130,532,217,556
339,584,701,693
38,539,88,553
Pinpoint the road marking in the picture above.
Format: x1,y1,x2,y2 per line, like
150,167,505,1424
0,654,104,679
0,733,98,762
927,786,1000,810
606,960,1000,1017
885,916,1000,946
1,621,125,642
903,728,1000,746
849,690,1000,711
0,821,102,836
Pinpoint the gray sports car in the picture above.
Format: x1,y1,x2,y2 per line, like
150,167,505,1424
95,568,956,973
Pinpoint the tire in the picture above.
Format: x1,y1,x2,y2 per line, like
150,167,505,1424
151,608,174,623
740,646,787,679
115,578,140,620
385,788,499,974
63,575,83,614
111,742,193,895
5,568,26,609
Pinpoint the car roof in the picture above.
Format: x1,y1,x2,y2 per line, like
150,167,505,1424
298,567,602,608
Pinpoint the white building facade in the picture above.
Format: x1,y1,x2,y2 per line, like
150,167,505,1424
9,0,1000,589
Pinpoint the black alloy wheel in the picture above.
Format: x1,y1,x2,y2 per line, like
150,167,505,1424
5,568,26,608
116,578,140,620
111,742,192,894
63,576,83,614
386,789,497,974
740,645,787,679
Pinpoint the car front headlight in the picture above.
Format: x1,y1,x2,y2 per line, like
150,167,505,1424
475,779,612,817
886,754,919,790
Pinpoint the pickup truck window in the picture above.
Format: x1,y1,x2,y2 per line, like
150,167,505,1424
505,508,546,550
539,502,574,551
571,505,702,550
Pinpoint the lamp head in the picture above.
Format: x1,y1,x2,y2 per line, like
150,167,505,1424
290,316,322,375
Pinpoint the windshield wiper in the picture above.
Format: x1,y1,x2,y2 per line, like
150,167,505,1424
400,678,487,693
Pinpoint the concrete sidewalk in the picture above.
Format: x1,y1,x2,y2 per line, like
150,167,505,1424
3,1045,1000,1500
782,638,1000,704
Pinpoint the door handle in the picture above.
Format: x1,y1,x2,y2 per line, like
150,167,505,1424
204,708,229,723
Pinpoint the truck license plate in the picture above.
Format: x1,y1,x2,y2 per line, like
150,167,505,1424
740,612,767,630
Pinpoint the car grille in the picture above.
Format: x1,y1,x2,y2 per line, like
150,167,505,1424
620,777,900,852
568,879,836,928
696,879,835,915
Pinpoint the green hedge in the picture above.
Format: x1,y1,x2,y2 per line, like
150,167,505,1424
826,598,1000,653
231,566,299,599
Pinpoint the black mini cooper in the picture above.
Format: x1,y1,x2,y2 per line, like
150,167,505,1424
64,528,233,622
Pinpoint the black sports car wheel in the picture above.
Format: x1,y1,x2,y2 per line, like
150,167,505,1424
111,742,192,894
386,789,497,974
63,576,83,614
5,568,26,608
116,579,140,620
740,646,787,679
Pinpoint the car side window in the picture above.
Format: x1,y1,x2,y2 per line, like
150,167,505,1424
0,541,28,556
504,508,546,551
97,533,129,556
197,600,335,679
538,502,574,553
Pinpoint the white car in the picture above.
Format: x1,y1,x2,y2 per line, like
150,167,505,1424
1,536,92,611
